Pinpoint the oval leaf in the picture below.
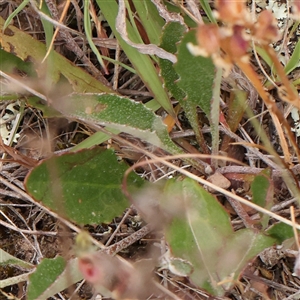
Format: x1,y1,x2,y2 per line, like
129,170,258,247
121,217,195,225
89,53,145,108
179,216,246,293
162,178,275,296
25,148,143,224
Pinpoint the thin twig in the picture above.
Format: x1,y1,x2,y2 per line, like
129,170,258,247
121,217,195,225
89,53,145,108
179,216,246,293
105,224,152,256
226,192,255,229
105,207,133,247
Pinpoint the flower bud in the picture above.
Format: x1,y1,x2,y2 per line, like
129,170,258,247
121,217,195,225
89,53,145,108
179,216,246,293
254,10,280,44
195,24,221,56
215,0,250,25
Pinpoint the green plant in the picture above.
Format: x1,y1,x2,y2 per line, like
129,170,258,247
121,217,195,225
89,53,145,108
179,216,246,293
0,0,300,299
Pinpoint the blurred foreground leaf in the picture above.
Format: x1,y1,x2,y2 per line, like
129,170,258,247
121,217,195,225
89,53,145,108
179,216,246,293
0,16,112,93
0,49,36,77
162,178,275,296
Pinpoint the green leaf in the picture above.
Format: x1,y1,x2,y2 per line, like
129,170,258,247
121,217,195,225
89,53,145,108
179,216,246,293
70,129,120,152
83,1,106,72
27,256,66,300
251,169,272,207
174,30,215,149
162,178,275,296
25,148,143,224
0,248,34,269
39,0,54,48
53,93,182,155
131,0,165,45
159,23,215,152
198,0,217,23
226,89,248,132
267,223,295,244
53,93,206,170
255,46,274,69
30,257,83,300
285,39,300,75
167,257,194,277
70,99,162,152
251,169,274,228
175,30,215,117
2,0,30,31
162,178,231,295
216,228,274,286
